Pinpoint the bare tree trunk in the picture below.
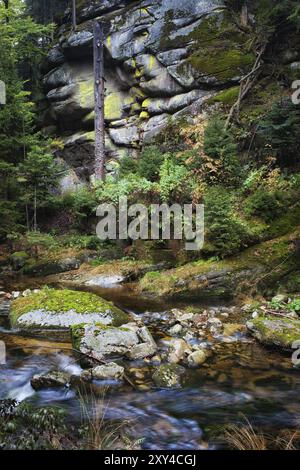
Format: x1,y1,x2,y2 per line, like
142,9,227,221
225,44,267,129
72,0,76,31
241,2,249,28
3,0,9,23
33,187,37,232
93,21,105,181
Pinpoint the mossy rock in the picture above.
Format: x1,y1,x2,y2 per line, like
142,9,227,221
10,288,129,338
152,364,186,389
247,316,300,352
10,252,29,270
139,227,300,300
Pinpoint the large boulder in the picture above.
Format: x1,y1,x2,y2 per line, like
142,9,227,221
71,322,157,361
10,288,129,339
246,316,300,352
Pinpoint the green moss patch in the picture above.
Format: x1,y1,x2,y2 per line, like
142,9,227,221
10,288,128,327
247,315,300,351
186,13,255,81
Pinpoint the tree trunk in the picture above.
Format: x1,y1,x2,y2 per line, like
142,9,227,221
241,2,249,28
3,0,9,23
93,21,105,181
33,187,37,232
72,0,76,31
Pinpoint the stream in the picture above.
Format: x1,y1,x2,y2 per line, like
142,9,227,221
1,276,300,450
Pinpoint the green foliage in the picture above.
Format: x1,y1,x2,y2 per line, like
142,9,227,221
0,400,67,450
257,99,300,167
158,156,194,203
244,189,286,223
204,186,253,257
95,174,155,205
60,187,98,231
138,146,165,182
0,0,56,240
203,117,242,186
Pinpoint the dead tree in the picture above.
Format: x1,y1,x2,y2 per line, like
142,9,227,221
93,21,105,181
225,43,267,129
71,0,76,31
3,0,9,23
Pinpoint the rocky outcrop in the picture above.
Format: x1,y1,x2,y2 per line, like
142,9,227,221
139,227,300,300
41,0,256,183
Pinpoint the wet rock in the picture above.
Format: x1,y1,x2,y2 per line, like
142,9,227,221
167,324,183,336
223,323,247,337
91,363,124,381
85,275,125,287
165,338,192,364
247,316,300,351
152,364,186,389
31,371,71,390
79,369,93,382
72,323,157,361
187,349,208,368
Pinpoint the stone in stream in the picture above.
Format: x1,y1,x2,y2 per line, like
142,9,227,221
91,363,125,381
187,349,208,368
9,288,129,339
71,322,157,362
164,338,192,364
31,370,71,390
246,316,300,352
152,364,186,389
85,275,125,287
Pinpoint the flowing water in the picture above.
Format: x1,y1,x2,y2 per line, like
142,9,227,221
1,276,300,450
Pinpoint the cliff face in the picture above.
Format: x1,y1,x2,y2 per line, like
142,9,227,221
42,0,254,185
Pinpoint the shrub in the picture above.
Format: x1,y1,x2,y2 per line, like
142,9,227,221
204,186,253,257
244,189,286,223
158,157,195,203
203,117,242,186
137,146,165,182
257,99,300,167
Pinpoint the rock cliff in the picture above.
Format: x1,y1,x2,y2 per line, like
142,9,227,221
42,0,254,185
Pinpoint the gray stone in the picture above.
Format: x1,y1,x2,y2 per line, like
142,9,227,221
187,349,208,368
31,371,71,390
91,363,124,380
73,323,157,361
165,338,192,364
